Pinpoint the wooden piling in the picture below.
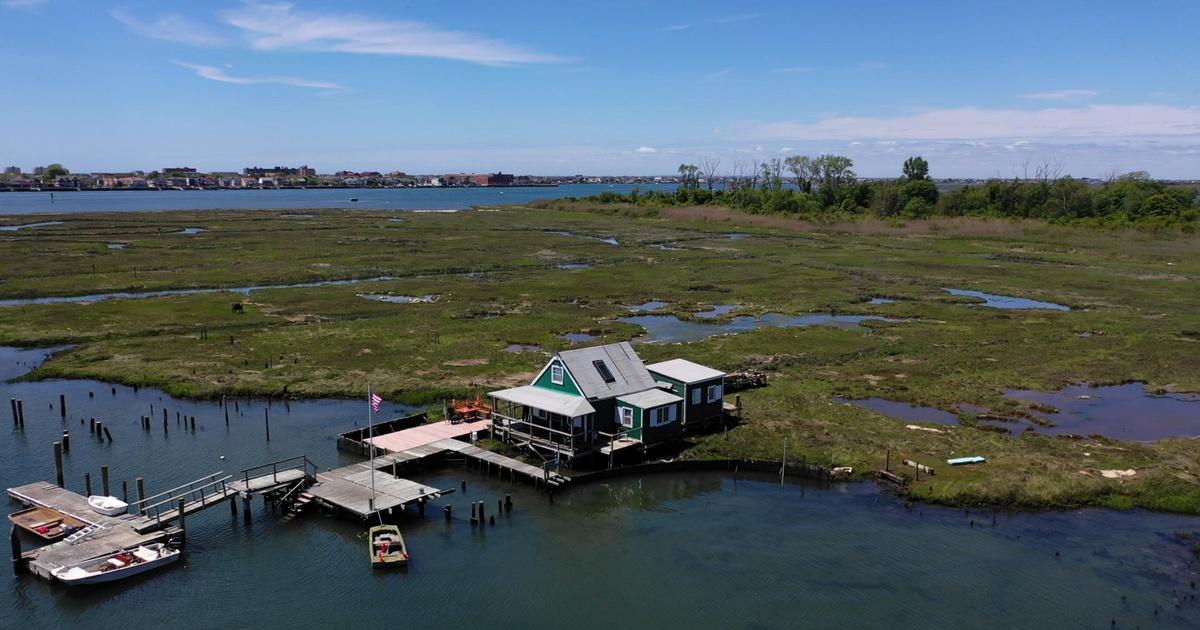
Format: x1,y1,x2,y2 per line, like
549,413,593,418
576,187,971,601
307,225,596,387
9,398,16,428
89,417,96,434
470,502,477,525
59,394,66,419
444,505,452,521
242,493,251,525
223,397,229,426
229,495,238,517
16,399,24,429
178,498,186,539
122,480,128,503
190,416,195,432
101,464,110,496
478,500,485,524
104,426,113,443
94,420,102,440
10,525,23,575
136,477,146,514
84,472,92,496
61,430,70,453
53,441,63,487
163,416,168,435
505,494,512,511
264,408,270,441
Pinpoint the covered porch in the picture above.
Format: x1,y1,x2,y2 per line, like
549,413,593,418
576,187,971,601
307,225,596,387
488,386,596,460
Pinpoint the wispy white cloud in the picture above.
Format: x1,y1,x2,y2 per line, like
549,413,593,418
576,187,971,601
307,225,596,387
711,13,761,24
771,66,813,74
662,24,690,31
1019,88,1098,101
2,0,49,10
172,60,341,90
703,68,734,82
635,146,657,154
220,2,571,66
724,104,1200,143
111,8,227,47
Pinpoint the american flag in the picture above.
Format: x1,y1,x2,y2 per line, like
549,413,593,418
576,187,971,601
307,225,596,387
370,392,383,413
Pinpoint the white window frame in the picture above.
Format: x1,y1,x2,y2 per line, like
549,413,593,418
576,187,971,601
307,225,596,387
650,405,677,427
620,406,634,428
691,387,701,405
551,364,563,385
707,384,722,403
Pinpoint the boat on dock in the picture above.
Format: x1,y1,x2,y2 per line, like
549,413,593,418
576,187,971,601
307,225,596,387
51,542,180,585
87,495,128,516
368,524,408,568
8,506,87,542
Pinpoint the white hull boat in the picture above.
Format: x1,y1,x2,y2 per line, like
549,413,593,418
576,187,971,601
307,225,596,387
87,495,128,516
53,543,180,585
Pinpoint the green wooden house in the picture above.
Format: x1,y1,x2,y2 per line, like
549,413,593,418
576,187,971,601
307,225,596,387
645,358,727,426
489,342,703,461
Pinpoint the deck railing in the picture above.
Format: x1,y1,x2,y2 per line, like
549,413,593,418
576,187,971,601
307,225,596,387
490,410,588,454
239,455,317,488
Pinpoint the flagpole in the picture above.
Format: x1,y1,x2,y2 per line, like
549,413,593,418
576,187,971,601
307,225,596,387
368,383,375,513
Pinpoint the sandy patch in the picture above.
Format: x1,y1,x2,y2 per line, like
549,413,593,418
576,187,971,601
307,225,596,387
1100,469,1137,479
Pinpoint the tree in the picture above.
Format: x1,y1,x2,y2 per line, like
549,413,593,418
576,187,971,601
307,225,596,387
902,179,939,206
785,155,817,193
699,157,721,191
902,156,929,181
43,163,69,182
677,164,700,189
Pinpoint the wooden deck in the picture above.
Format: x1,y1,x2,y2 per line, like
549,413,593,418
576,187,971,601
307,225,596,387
8,482,178,580
307,464,444,520
364,418,490,453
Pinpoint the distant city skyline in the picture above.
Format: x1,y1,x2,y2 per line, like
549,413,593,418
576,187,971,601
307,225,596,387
2,1,1198,178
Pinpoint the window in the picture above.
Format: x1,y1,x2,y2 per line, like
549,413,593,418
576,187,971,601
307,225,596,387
620,406,634,428
593,360,615,383
707,383,723,403
551,364,563,385
649,405,678,427
691,387,701,405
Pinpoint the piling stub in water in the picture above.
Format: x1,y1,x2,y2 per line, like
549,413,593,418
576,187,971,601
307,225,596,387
101,464,110,496
53,442,63,487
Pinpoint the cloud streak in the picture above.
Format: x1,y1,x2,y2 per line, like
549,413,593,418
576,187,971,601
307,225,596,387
172,60,341,89
2,0,48,10
1019,89,1098,101
111,9,227,47
725,104,1200,142
219,3,571,66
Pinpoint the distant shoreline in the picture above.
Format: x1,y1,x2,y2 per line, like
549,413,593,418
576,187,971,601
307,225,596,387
0,183,561,193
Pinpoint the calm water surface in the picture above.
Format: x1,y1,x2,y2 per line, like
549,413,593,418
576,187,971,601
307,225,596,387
0,185,673,215
3,347,1200,628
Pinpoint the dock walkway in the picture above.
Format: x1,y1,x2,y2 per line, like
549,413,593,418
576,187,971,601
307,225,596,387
8,482,178,580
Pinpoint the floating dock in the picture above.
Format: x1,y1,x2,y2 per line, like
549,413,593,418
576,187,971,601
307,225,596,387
8,482,179,580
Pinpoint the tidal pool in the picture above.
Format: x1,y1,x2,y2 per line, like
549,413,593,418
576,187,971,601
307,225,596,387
945,288,1069,311
628,300,668,312
561,332,596,343
0,276,407,307
0,221,64,231
106,243,126,250
693,304,737,319
1,348,1199,628
558,263,591,270
358,294,437,304
835,397,960,425
169,227,206,235
620,313,894,344
1006,383,1200,441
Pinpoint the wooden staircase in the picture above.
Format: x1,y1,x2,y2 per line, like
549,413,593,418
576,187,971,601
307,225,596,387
279,490,316,524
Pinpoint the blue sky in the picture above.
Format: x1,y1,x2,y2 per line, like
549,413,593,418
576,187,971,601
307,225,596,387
1,0,1198,177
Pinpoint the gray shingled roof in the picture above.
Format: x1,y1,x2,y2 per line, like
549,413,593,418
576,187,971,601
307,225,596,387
557,341,656,400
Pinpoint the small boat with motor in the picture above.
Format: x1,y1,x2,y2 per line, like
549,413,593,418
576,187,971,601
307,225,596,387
369,524,409,568
52,542,181,585
87,495,128,516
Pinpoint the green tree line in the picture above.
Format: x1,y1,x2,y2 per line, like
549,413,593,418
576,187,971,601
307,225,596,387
592,156,1199,229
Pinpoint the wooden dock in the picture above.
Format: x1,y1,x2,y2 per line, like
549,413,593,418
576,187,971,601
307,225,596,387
8,482,179,580
306,464,445,520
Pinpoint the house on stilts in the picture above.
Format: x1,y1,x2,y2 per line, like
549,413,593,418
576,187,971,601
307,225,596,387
488,342,729,464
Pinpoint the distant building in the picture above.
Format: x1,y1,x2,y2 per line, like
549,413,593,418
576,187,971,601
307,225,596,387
244,166,299,177
298,165,316,177
32,166,46,176
3,166,20,176
441,172,514,187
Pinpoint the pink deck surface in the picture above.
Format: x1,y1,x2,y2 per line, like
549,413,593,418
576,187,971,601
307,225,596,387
365,419,491,453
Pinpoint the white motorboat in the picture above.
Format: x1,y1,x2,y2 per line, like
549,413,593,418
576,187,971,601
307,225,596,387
53,543,180,585
87,495,128,516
